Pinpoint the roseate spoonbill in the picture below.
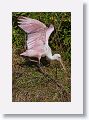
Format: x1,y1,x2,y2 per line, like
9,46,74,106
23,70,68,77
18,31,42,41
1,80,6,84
18,16,65,71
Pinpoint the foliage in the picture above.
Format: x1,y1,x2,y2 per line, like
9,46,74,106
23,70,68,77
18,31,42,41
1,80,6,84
12,12,71,62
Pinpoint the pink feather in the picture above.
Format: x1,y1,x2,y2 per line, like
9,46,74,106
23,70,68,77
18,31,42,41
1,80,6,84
18,16,54,60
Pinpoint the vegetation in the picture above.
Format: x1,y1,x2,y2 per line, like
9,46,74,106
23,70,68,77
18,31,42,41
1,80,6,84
12,12,71,102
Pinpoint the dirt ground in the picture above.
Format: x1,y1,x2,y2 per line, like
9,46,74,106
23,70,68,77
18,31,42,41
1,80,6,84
12,45,71,102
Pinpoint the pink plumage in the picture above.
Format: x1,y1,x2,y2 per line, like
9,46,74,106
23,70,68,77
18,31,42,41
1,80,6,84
18,16,54,62
18,16,47,33
18,16,66,71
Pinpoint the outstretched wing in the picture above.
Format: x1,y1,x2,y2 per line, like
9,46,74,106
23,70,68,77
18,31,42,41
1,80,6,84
27,30,45,51
18,16,46,33
46,25,54,45
20,31,46,58
18,16,54,58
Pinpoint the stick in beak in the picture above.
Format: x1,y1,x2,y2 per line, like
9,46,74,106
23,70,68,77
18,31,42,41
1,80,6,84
59,58,66,72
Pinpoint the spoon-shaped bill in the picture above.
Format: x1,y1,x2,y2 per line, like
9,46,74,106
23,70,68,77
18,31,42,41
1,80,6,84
59,58,66,72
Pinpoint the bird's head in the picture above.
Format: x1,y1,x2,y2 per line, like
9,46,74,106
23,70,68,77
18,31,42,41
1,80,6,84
53,54,61,61
53,54,66,71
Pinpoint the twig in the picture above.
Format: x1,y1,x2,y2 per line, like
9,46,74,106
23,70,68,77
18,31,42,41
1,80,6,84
38,65,70,99
56,67,57,79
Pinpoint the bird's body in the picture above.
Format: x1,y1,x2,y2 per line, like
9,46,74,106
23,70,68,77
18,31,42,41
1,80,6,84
18,16,65,70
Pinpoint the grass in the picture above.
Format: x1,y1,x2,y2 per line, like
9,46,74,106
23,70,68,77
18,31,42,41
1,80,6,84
12,12,71,102
12,45,71,102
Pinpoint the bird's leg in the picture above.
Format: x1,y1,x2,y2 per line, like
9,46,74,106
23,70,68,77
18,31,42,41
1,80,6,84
29,58,38,63
37,57,41,67
37,57,44,73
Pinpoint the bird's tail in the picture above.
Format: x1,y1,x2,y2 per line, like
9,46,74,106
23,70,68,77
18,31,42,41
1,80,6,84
20,51,28,56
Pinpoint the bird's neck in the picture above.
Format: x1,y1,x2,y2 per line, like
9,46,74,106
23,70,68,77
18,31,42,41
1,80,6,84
47,54,56,60
51,54,56,60
46,46,56,60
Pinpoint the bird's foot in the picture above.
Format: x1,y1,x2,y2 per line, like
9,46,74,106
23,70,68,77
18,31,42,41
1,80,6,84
37,62,44,68
37,62,46,73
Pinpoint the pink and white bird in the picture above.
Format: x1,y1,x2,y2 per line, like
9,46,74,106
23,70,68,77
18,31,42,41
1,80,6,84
18,16,65,70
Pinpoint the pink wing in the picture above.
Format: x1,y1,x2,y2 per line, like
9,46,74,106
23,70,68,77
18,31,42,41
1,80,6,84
18,16,54,58
27,31,45,50
20,30,46,57
18,16,46,33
